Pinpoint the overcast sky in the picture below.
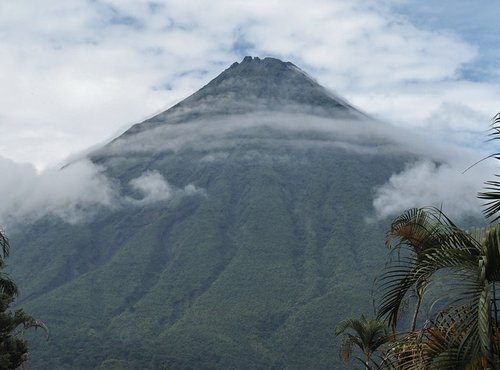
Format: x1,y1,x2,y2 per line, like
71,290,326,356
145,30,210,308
1,0,500,170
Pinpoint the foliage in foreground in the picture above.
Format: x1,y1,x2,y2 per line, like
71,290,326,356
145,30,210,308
337,207,500,369
337,117,500,369
0,231,46,369
335,315,391,369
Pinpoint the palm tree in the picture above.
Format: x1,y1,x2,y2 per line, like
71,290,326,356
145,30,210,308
0,229,47,369
376,207,500,369
376,207,477,332
378,207,455,332
335,315,390,369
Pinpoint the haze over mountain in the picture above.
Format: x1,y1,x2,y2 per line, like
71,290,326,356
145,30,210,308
8,57,487,369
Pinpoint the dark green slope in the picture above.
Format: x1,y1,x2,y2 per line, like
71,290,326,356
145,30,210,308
9,57,412,369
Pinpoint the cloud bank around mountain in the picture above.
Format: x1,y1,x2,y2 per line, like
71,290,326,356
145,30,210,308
0,110,492,227
372,160,489,220
0,157,117,226
0,159,203,228
99,108,495,221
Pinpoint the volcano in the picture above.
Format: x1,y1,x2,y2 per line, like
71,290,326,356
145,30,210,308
11,57,409,369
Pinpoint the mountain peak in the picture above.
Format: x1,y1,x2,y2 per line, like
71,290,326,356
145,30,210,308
187,55,352,112
230,55,293,68
124,56,361,134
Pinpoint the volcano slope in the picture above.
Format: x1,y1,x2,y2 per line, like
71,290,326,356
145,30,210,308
10,57,411,369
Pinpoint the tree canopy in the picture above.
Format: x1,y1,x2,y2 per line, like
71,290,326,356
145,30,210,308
0,230,46,369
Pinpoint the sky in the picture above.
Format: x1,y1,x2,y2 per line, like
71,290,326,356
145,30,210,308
1,0,500,225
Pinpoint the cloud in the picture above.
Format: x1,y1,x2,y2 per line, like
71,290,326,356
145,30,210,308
100,111,387,157
99,108,495,220
1,0,498,223
99,106,490,168
0,105,491,226
393,0,500,82
0,160,205,228
200,152,230,162
115,104,500,220
0,157,117,226
127,170,173,204
126,170,204,205
372,159,489,220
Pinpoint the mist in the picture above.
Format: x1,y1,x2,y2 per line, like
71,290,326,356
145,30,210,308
98,107,494,221
373,160,488,220
126,170,204,205
0,157,204,228
0,103,493,227
0,157,117,227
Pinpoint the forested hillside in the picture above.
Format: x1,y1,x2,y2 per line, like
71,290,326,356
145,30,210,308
10,57,423,369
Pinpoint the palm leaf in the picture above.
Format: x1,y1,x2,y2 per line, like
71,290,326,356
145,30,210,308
336,315,390,367
479,113,500,221
376,208,480,329
375,208,500,368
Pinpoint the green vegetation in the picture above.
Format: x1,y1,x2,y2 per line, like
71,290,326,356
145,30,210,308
0,230,46,369
479,113,500,221
5,57,497,368
335,315,390,369
7,56,412,368
8,131,411,369
8,56,491,368
10,125,495,368
337,117,500,369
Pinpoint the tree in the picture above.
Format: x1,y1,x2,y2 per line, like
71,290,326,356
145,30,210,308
335,315,390,369
377,207,456,333
376,208,500,369
0,230,46,369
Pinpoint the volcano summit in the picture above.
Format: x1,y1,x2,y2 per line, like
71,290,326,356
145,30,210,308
124,56,361,134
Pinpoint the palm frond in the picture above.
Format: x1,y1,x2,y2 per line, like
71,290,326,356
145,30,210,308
376,208,481,329
374,210,500,368
479,113,500,221
335,315,390,367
